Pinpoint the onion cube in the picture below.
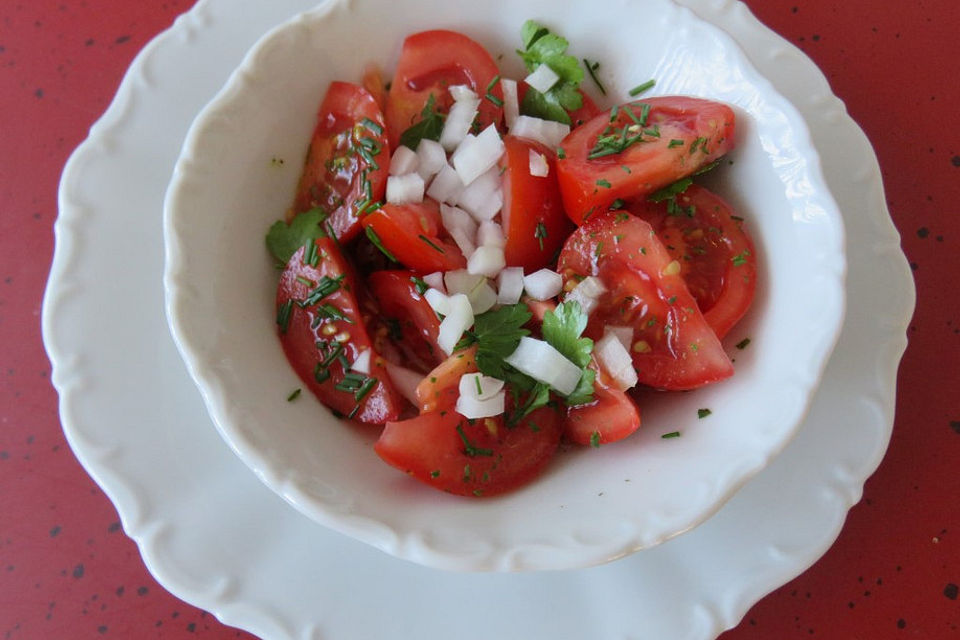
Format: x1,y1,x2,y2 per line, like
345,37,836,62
467,245,505,278
528,149,550,177
456,390,506,419
437,293,473,354
458,372,505,401
440,97,480,151
605,325,634,352
504,337,582,396
385,173,425,205
510,115,570,150
523,268,563,301
449,84,478,102
595,332,639,391
416,138,447,180
477,220,505,248
501,78,520,129
424,288,452,316
452,124,504,186
456,166,503,221
351,349,372,375
423,271,445,292
565,275,607,315
497,267,525,304
440,204,477,257
426,163,465,204
524,63,560,94
389,145,419,176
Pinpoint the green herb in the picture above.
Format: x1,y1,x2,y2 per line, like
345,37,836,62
506,382,550,426
276,299,294,334
596,178,612,188
668,139,685,148
313,303,353,324
354,377,378,403
610,198,625,210
689,136,708,155
456,424,494,457
301,274,345,307
364,225,396,261
541,300,595,405
398,93,445,150
556,147,566,159
697,408,712,419
648,177,693,203
667,295,677,304
628,79,656,96
736,338,751,350
265,208,327,266
410,276,429,295
286,388,302,402
590,431,601,448
430,470,441,479
582,58,607,95
456,304,532,379
295,276,314,287
303,239,319,268
534,221,548,250
360,117,383,136
485,74,503,106
661,431,681,439
732,250,751,266
694,159,721,175
313,363,330,384
418,234,446,253
516,20,584,124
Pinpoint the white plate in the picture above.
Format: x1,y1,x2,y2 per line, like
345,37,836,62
43,0,914,638
163,0,844,571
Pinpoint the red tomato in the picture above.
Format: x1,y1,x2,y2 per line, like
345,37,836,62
563,361,641,446
384,30,503,148
361,64,387,113
415,346,478,413
630,185,757,338
499,135,574,270
558,211,733,390
375,397,562,497
292,82,390,243
556,97,736,223
361,200,466,272
366,270,444,372
277,238,405,423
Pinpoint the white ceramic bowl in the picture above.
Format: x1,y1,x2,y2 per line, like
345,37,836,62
163,0,845,571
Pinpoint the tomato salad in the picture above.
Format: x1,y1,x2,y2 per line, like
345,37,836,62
265,21,757,497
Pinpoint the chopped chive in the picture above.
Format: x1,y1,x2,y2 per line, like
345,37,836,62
596,179,612,188
694,159,721,176
474,376,484,396
430,470,441,479
534,221,548,250
354,376,378,402
732,250,751,266
410,276,429,295
609,105,620,123
360,117,383,135
485,74,501,93
609,198,625,210
365,225,397,261
556,147,566,159
689,136,707,155
316,303,354,324
301,274,345,306
668,139,685,148
736,338,751,350
456,424,494,457
347,404,360,419
628,79,656,96
667,295,677,304
303,239,319,267
485,92,503,107
582,58,607,95
276,299,294,334
661,431,681,439
418,234,445,253
320,342,344,368
295,276,314,287
638,102,651,126
286,388,302,402
697,408,712,419
590,431,601,448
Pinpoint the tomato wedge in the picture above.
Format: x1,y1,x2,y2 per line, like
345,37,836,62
499,135,574,270
630,185,757,339
361,200,466,272
375,393,562,497
415,346,478,413
292,82,389,243
366,270,444,372
277,238,405,422
385,30,503,148
558,211,733,390
556,97,736,223
563,361,641,446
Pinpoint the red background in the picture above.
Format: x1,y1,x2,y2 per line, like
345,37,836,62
2,0,957,638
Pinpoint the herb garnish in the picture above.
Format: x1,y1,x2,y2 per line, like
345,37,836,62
364,225,396,261
697,408,712,419
398,93,445,150
265,208,328,266
628,79,656,96
516,20,584,125
582,58,606,95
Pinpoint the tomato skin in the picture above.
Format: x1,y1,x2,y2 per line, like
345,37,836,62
499,135,574,270
292,82,390,243
360,200,466,273
385,30,503,148
563,362,641,446
277,238,405,423
375,399,561,497
366,270,444,372
415,346,478,413
630,185,757,339
558,211,733,390
556,97,736,223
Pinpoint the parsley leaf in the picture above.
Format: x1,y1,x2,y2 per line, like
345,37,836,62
398,93,444,150
265,207,327,266
516,20,584,124
541,300,595,404
457,304,532,379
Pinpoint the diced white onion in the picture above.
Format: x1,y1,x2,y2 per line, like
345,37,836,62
467,245,505,278
605,325,634,352
384,361,423,405
497,267,525,304
385,173,425,205
456,166,503,221
440,97,480,151
509,115,571,150
452,124,505,186
523,268,563,301
501,78,520,129
477,220,505,248
524,63,560,94
445,269,497,314
595,332,639,391
565,275,607,315
458,372,505,401
439,203,477,257
426,163,465,204
449,84,478,102
351,349,371,375
437,293,473,355
423,271,445,292
456,391,506,419
528,149,549,177
415,138,447,180
469,280,498,314
424,288,452,316
389,146,419,176
504,337,582,396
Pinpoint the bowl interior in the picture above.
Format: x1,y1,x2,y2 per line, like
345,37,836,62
163,0,845,571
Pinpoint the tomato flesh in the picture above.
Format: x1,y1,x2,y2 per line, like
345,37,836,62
385,30,503,148
366,270,444,373
361,200,466,273
277,238,405,422
563,361,641,446
558,211,733,390
630,185,757,338
556,97,736,223
499,135,574,271
293,82,390,243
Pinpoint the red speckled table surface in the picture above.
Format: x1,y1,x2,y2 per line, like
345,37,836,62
2,0,958,638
